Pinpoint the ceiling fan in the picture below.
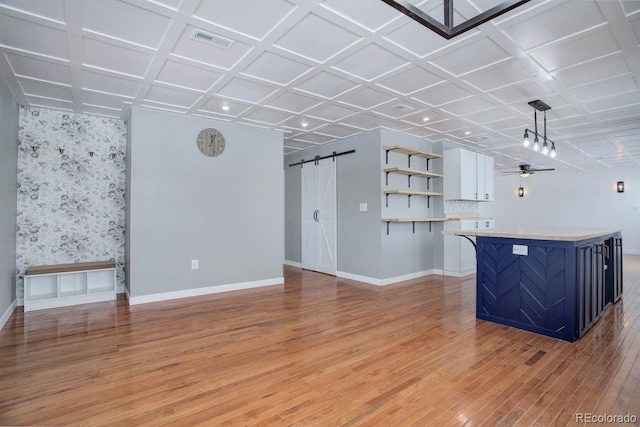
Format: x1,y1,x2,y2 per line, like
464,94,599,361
502,164,555,177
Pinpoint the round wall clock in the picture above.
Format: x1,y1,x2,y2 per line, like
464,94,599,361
197,128,225,157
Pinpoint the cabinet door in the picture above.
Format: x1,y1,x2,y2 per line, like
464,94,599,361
614,237,623,302
483,155,494,201
476,154,485,201
460,149,477,200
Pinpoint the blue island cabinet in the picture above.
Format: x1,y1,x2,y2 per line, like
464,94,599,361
475,231,622,342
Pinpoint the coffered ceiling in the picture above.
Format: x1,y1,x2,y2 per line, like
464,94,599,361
0,0,639,172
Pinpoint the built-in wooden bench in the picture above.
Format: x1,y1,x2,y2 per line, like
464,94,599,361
24,260,117,312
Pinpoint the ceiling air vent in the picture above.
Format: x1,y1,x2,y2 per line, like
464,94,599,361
190,29,235,50
390,104,414,112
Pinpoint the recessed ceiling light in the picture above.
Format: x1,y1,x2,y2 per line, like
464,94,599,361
301,121,308,128
465,131,471,135
222,102,230,111
423,117,430,122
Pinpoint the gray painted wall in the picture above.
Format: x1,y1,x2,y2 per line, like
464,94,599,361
284,129,444,282
124,117,132,293
0,75,18,316
127,107,284,297
379,130,443,279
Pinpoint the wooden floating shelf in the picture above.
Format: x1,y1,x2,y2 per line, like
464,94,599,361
384,145,443,159
382,218,448,223
384,167,443,178
384,190,443,197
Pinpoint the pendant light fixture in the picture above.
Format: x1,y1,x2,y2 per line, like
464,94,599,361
522,100,557,158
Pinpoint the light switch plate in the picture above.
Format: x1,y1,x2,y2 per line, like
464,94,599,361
513,245,528,256
359,203,367,212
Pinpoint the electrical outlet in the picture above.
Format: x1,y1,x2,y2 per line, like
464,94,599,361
191,259,199,270
359,203,368,212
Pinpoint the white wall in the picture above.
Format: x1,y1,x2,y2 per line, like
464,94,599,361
480,168,640,254
127,107,284,300
0,74,18,326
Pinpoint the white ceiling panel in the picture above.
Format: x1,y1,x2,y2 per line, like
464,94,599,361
377,66,444,95
145,85,201,108
373,100,425,119
281,116,326,131
20,79,71,101
274,13,360,63
429,37,511,77
5,53,71,85
0,0,639,165
193,0,296,40
320,0,399,32
412,83,473,107
0,14,68,59
26,96,72,110
552,54,631,88
592,104,640,121
83,0,171,49
172,25,253,70
82,71,140,98
295,71,359,99
241,51,311,86
440,96,496,117
217,78,277,103
400,110,449,126
500,1,606,51
332,44,407,81
155,60,223,92
0,0,66,23
83,38,153,77
315,124,361,138
199,97,250,117
82,92,127,110
568,75,639,103
463,60,536,92
489,80,553,105
243,108,292,125
308,103,358,121
529,29,620,72
266,91,322,113
338,87,395,109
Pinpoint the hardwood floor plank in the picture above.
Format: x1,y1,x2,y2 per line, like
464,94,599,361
0,256,639,426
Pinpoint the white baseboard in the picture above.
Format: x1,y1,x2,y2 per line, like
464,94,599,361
284,260,302,268
0,299,17,331
443,269,476,278
124,286,131,301
17,297,23,307
127,277,284,305
117,284,124,294
337,271,384,286
337,269,442,286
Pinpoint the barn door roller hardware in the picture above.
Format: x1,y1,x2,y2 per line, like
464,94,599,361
380,0,530,39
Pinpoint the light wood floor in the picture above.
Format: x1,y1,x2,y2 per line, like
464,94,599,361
1,256,639,426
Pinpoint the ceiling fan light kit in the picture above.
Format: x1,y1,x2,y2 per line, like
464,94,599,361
522,99,557,158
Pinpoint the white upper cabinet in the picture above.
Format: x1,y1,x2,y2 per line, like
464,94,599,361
444,148,494,201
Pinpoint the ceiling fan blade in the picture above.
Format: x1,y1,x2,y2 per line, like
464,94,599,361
529,168,555,172
501,171,523,174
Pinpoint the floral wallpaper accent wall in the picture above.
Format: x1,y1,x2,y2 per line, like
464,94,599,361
16,106,127,301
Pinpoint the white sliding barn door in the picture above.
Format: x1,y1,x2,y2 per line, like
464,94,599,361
301,159,337,275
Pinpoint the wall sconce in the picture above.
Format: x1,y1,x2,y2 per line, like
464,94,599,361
32,146,38,152
518,186,525,197
617,181,625,193
89,151,95,157
111,153,117,159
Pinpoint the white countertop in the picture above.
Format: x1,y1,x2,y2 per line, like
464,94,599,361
442,226,621,241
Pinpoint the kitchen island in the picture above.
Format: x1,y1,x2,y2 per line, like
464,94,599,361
442,226,623,342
